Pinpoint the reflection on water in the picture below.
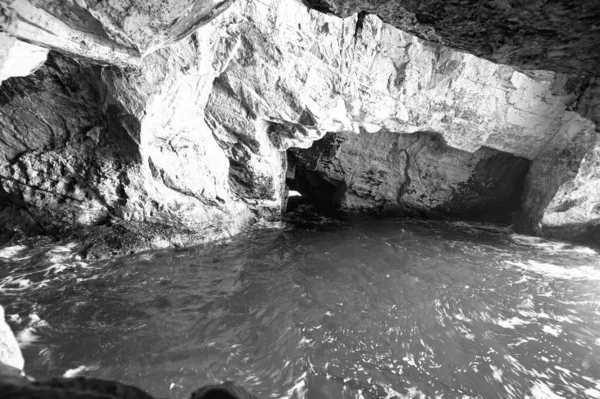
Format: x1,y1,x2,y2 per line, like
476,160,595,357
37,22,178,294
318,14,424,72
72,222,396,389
1,215,600,398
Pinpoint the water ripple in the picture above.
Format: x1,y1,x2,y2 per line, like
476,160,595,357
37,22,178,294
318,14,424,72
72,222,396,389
1,218,600,398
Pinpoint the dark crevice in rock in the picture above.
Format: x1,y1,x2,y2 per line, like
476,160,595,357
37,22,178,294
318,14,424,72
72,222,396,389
286,151,345,212
353,11,368,43
226,140,280,208
300,0,333,14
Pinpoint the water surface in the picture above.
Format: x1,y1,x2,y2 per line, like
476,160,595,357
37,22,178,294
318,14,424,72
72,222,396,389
1,216,600,398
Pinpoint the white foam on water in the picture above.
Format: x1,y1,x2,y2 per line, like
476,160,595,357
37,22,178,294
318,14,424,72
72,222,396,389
542,325,562,337
554,366,572,376
513,275,532,285
490,365,503,382
0,275,37,291
448,220,509,233
494,317,529,329
504,355,527,374
0,253,91,291
46,243,78,263
453,312,470,322
63,364,99,378
281,371,308,399
16,327,38,348
511,234,597,255
529,381,564,399
402,354,417,367
585,388,600,399
28,313,48,328
552,314,581,324
0,245,27,259
509,337,537,347
15,312,51,349
457,324,476,340
400,386,425,399
505,260,600,281
254,219,287,230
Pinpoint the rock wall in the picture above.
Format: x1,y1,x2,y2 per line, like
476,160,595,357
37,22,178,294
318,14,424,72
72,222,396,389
203,0,599,237
289,132,530,224
300,0,600,77
201,0,592,159
0,46,255,258
0,0,599,251
517,79,600,243
4,0,599,79
0,0,235,70
0,33,48,83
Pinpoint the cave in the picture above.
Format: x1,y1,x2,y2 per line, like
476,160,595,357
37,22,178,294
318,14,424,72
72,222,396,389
285,155,343,212
285,134,347,212
1,0,600,397
1,0,598,252
286,131,531,224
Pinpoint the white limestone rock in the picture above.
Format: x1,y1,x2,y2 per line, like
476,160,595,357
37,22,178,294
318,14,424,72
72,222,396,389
206,0,590,161
0,33,47,83
0,0,599,251
0,306,23,374
0,0,234,67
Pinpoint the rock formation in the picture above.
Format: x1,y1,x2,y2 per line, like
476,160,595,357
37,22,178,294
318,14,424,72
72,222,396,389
0,305,23,376
289,131,531,223
300,0,600,77
0,0,599,253
0,0,235,70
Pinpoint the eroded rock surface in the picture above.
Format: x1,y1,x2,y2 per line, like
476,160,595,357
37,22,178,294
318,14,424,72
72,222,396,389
0,0,599,251
517,79,600,242
0,50,253,258
0,306,23,375
0,0,235,69
4,0,599,78
204,0,592,159
203,0,599,235
301,0,600,77
0,33,47,84
289,132,530,223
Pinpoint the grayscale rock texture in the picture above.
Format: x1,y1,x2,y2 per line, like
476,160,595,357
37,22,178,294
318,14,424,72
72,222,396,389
0,0,599,255
300,0,600,77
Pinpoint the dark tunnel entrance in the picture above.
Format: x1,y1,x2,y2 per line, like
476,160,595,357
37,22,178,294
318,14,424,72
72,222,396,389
285,150,345,213
283,130,532,225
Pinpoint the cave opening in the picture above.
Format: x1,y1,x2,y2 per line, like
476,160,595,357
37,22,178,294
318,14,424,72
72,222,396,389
0,0,599,395
284,149,345,213
283,131,532,226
